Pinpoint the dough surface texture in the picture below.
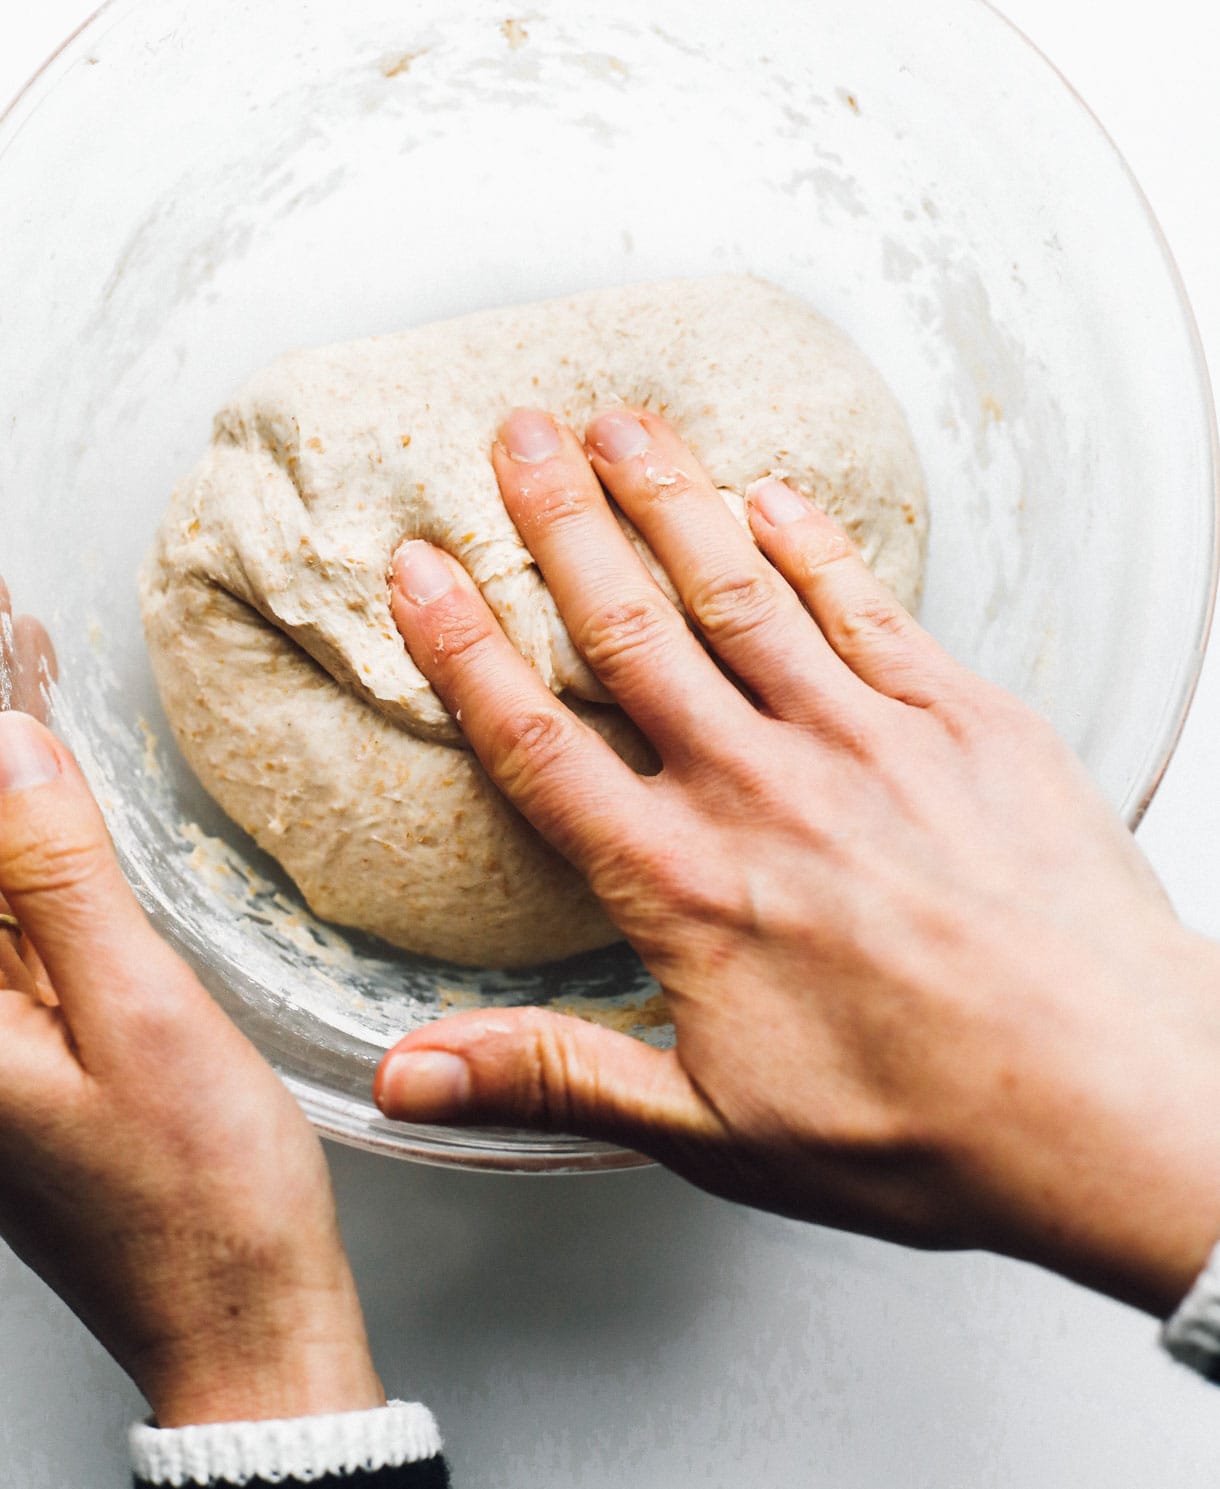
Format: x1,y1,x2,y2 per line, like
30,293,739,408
141,276,928,967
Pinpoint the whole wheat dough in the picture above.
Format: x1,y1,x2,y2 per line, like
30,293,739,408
141,276,928,968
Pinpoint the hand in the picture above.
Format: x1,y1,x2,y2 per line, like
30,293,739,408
378,404,1220,1317
0,582,383,1426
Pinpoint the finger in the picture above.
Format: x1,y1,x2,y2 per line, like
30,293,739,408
0,890,55,1005
492,408,757,757
374,1006,724,1157
748,480,964,708
583,407,871,725
0,911,37,999
12,616,57,724
1,579,57,724
0,711,184,1044
0,578,14,710
390,540,653,875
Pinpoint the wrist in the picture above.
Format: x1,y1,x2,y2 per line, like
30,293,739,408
152,1341,385,1430
142,1280,385,1428
958,917,1220,1315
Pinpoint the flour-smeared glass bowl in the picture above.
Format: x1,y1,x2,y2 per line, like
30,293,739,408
0,0,1214,1170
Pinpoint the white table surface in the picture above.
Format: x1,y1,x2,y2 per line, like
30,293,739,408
2,3,1218,1484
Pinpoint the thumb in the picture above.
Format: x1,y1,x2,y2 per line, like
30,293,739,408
374,1006,722,1157
0,711,177,1029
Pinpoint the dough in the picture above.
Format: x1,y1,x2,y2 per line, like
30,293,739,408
141,276,928,967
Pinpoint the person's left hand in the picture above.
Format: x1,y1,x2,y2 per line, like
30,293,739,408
0,580,383,1427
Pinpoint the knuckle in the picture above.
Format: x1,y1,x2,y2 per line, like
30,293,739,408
796,531,856,580
687,568,779,646
491,708,579,800
519,1010,579,1130
575,594,677,682
637,467,699,506
426,606,499,674
516,480,591,539
114,987,197,1060
938,678,1031,746
640,841,745,928
820,711,885,767
0,825,110,902
936,690,990,744
833,594,914,645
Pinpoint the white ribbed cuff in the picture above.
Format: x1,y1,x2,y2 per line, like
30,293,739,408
129,1400,443,1486
1162,1241,1220,1381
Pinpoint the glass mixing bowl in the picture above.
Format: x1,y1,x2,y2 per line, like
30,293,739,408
0,0,1214,1170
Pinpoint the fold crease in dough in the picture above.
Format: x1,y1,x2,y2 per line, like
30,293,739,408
141,276,928,967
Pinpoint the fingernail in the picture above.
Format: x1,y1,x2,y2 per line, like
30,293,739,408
501,408,561,464
393,541,455,606
748,477,810,527
0,712,60,793
588,409,651,464
376,1050,472,1121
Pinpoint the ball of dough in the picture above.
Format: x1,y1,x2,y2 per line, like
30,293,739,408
140,276,928,968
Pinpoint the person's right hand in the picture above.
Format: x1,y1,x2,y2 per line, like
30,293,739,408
0,580,383,1427
378,404,1220,1318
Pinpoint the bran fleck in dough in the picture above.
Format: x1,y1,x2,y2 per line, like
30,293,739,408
141,276,928,968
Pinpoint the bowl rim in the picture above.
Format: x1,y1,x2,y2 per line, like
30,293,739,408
975,0,1220,828
3,0,1216,1173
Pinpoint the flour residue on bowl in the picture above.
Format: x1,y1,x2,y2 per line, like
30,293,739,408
48,658,668,1058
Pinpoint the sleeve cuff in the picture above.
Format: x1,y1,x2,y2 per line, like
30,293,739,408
129,1399,443,1486
1162,1241,1220,1382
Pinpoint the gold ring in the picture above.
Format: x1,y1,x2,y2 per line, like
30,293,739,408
0,914,20,936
